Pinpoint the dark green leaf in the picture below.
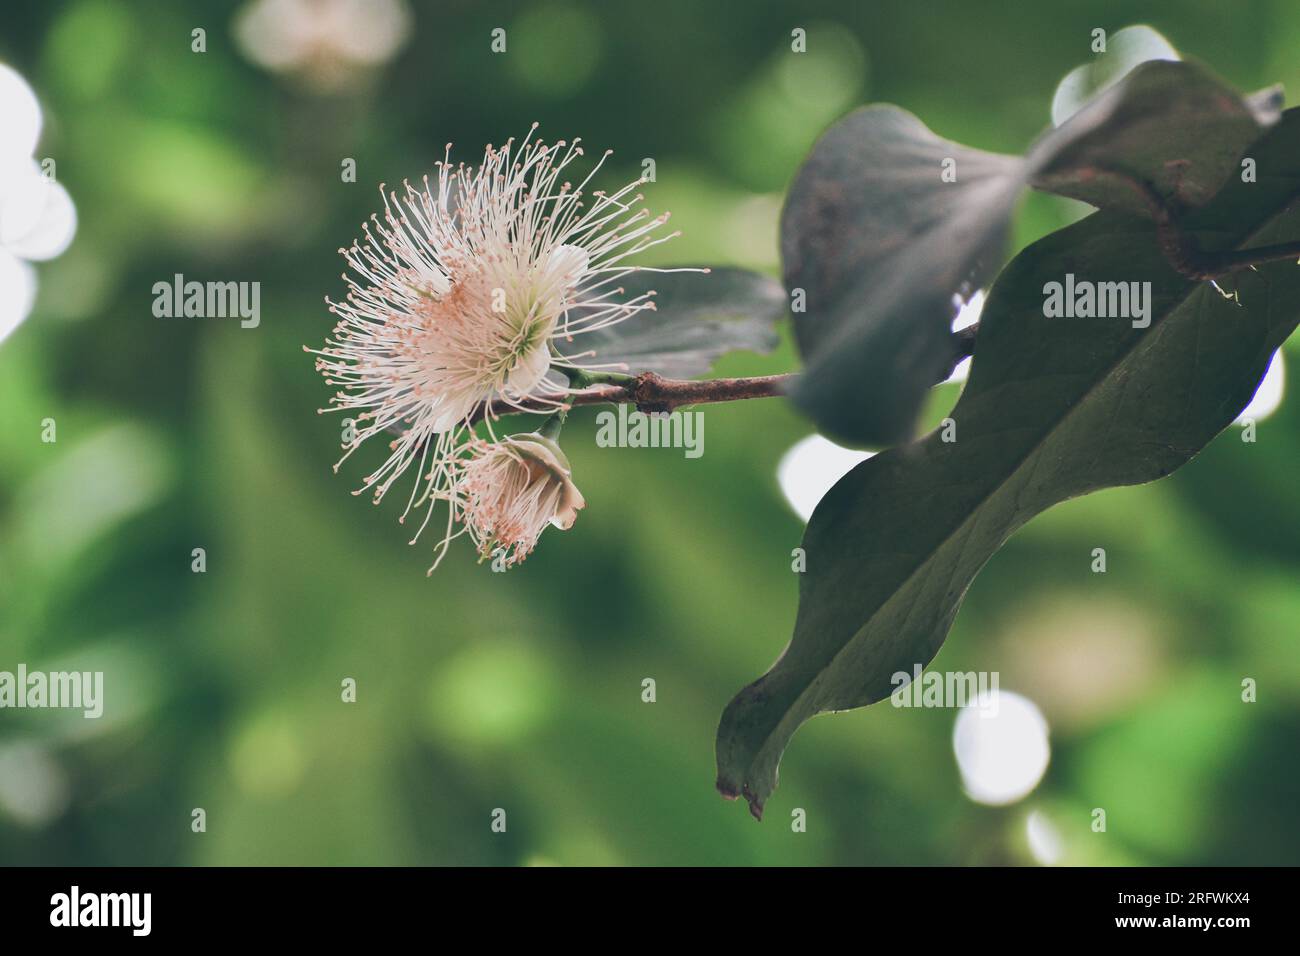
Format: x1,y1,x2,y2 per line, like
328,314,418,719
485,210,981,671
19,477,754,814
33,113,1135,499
1029,59,1281,215
781,105,1023,446
719,109,1300,820
782,60,1279,448
559,267,785,379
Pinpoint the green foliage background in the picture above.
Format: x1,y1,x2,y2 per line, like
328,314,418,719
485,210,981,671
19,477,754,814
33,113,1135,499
1,0,1298,865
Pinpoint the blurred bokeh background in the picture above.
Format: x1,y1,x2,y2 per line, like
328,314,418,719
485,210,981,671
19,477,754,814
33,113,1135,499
1,0,1298,866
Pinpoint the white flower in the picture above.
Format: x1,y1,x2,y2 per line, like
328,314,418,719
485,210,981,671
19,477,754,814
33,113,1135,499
459,433,586,569
310,127,682,570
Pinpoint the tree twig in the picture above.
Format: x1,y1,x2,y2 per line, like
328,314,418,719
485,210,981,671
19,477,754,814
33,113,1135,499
470,372,789,424
467,326,980,424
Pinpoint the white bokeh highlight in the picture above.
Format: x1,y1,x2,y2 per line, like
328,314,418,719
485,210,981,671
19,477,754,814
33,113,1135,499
1236,350,1285,423
777,434,875,522
0,742,70,828
944,289,984,384
0,62,41,158
952,689,1050,806
0,62,77,342
0,253,36,343
1026,809,1064,865
1,160,76,261
235,0,412,88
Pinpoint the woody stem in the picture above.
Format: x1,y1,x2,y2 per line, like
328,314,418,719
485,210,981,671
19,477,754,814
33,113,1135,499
469,327,979,425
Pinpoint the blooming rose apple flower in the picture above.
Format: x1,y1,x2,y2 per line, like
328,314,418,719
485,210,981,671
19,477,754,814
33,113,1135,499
309,127,682,570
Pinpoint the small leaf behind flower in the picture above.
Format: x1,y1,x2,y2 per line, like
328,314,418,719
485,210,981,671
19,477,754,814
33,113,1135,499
559,267,786,379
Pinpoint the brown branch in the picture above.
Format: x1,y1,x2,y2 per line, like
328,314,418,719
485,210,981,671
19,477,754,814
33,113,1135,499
585,372,792,414
473,372,791,424
460,326,980,428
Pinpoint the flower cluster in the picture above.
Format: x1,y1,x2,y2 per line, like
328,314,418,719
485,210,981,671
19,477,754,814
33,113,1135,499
310,127,679,571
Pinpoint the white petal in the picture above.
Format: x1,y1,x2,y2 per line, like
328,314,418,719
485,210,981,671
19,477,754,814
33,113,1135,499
430,388,482,433
504,342,552,397
549,480,586,529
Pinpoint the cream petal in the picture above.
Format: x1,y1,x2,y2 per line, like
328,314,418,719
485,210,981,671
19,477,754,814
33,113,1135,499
549,479,586,530
504,341,552,396
430,388,482,432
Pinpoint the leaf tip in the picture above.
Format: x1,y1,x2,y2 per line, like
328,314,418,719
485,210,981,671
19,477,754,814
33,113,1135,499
716,773,767,821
